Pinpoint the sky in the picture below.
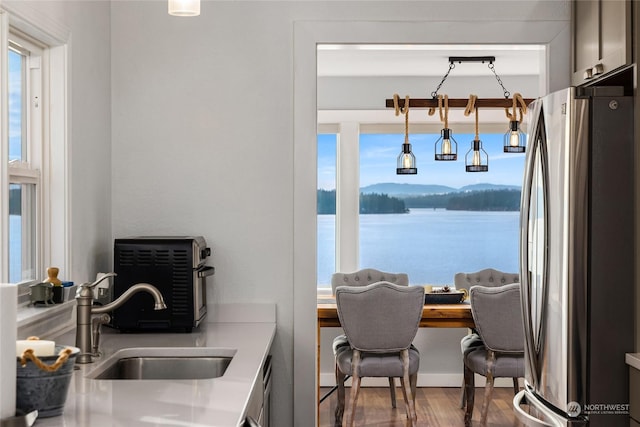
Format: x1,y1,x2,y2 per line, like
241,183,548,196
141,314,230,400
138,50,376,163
9,49,22,161
317,132,527,190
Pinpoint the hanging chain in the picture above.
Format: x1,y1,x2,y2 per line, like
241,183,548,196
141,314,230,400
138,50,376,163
487,62,510,98
430,62,455,98
429,57,511,98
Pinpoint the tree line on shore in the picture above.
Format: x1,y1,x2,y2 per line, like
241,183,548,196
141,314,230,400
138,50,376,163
317,188,521,214
317,190,408,214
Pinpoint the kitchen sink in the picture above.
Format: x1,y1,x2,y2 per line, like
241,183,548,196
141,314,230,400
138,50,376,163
87,347,236,380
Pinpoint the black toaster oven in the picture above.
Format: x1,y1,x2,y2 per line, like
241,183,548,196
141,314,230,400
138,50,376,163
110,236,214,332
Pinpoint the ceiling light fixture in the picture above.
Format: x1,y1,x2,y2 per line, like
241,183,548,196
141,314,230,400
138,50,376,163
394,94,417,175
168,0,200,17
504,93,528,153
464,95,488,172
386,56,533,174
431,95,458,161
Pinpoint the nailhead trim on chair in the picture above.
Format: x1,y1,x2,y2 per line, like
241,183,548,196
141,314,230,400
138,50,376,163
341,274,400,284
332,269,410,294
457,270,519,290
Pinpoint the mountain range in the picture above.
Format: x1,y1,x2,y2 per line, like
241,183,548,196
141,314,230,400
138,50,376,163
359,182,521,196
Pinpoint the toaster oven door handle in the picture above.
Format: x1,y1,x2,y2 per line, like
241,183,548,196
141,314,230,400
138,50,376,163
197,266,215,278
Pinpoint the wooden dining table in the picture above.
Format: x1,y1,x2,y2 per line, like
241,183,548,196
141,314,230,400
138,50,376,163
318,298,475,328
316,297,475,418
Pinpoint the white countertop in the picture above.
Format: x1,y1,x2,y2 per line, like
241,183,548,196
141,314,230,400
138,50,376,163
33,320,275,427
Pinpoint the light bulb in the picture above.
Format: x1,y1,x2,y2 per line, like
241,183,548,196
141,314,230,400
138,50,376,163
402,153,413,169
472,150,481,166
442,139,451,155
504,121,525,153
397,143,416,174
509,131,520,147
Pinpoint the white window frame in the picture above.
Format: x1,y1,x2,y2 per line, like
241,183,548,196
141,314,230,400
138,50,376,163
7,34,43,284
317,121,511,296
0,7,69,289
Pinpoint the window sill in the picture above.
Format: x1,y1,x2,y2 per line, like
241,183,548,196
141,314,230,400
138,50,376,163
17,300,76,340
317,287,332,297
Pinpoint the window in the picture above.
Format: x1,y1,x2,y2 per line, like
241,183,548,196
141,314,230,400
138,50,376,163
0,13,67,288
317,127,525,289
317,133,336,286
6,34,43,284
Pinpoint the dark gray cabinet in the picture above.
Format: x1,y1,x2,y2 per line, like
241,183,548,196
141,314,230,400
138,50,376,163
572,0,632,85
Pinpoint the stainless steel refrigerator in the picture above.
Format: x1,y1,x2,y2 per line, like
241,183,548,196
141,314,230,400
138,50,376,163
513,86,634,427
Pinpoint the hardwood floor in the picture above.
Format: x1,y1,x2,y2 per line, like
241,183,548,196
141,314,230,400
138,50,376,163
319,386,524,427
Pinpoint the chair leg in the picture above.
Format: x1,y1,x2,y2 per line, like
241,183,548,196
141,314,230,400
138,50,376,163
400,349,417,426
480,351,497,427
459,370,466,409
387,377,397,408
409,372,417,407
463,363,475,427
399,376,409,418
480,374,495,427
334,360,345,427
346,351,361,427
512,377,519,395
346,376,361,427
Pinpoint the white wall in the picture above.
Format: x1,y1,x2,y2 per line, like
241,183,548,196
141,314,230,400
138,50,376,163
2,1,571,426
110,2,297,425
110,3,570,426
2,0,113,282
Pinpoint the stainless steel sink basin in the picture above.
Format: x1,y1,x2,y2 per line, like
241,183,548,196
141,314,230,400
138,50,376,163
87,347,235,380
93,356,232,380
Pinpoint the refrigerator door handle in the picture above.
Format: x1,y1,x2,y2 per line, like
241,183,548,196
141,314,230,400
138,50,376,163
519,120,539,385
513,390,564,427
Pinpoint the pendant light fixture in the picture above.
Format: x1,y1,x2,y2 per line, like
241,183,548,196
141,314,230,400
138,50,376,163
394,94,417,174
464,95,488,172
386,57,533,175
466,139,489,172
503,93,528,152
431,95,458,161
168,0,200,16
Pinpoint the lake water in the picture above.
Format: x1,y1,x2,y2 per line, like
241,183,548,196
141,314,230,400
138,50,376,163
9,215,22,283
12,209,521,286
317,208,520,287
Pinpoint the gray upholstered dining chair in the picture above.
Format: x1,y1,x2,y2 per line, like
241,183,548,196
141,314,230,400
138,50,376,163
331,268,409,294
453,268,519,294
454,268,519,407
334,282,424,427
331,269,409,409
462,283,525,427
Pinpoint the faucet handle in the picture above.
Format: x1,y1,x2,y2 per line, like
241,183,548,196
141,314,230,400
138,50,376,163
81,272,117,289
77,273,117,300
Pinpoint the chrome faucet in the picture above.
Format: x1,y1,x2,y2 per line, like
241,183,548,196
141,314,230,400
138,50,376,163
75,272,167,364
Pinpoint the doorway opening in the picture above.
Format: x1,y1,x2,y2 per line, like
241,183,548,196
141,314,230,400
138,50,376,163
316,44,544,291
292,20,569,426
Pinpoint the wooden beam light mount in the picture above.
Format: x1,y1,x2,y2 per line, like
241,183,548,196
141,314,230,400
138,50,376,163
385,97,535,109
385,55,534,110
